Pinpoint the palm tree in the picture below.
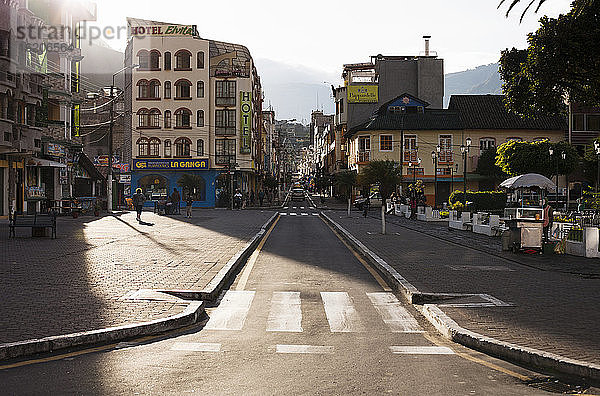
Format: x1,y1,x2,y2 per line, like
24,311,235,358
360,160,402,234
499,0,591,21
335,170,357,217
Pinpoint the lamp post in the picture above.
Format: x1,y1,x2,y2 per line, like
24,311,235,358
460,137,471,206
561,151,566,210
109,64,139,212
432,146,439,208
549,147,558,207
595,141,600,193
412,157,422,184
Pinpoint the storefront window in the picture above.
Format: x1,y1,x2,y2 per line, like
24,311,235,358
138,174,168,201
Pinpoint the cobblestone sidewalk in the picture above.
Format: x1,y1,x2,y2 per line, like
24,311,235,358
327,211,600,366
0,209,274,344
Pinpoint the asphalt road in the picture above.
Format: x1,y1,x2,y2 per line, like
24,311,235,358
0,198,558,395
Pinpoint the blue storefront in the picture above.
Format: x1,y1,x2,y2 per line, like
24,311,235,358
131,158,219,208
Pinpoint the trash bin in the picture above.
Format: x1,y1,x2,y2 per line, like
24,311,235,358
502,230,511,251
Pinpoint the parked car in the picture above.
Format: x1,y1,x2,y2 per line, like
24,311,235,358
353,192,382,209
291,188,305,201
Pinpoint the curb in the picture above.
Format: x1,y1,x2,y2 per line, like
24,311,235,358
0,211,279,362
320,212,600,382
0,301,204,361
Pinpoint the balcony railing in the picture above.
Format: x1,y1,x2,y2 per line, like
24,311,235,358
215,97,236,107
215,126,236,136
215,154,236,165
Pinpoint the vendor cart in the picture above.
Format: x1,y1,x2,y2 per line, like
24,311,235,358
504,217,544,253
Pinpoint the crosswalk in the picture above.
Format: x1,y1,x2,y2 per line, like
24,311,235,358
280,206,318,217
204,290,423,334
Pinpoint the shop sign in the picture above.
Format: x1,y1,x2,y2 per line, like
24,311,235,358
130,25,195,37
240,91,251,154
94,155,120,166
133,159,208,171
26,186,45,199
115,163,130,172
119,174,132,184
347,85,378,103
46,142,66,157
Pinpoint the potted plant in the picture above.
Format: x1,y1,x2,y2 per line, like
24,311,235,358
94,200,101,216
71,199,80,218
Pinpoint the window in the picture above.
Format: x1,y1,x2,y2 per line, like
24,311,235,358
137,108,160,128
197,81,204,98
573,114,584,131
215,109,236,135
164,139,171,157
164,110,171,128
358,136,370,162
197,139,204,156
174,108,192,128
149,50,160,70
137,50,149,69
439,135,453,163
149,137,161,157
174,137,192,157
164,51,171,70
137,79,160,99
197,110,204,127
215,139,236,164
197,51,204,69
174,49,191,70
340,99,344,114
587,114,600,131
164,81,171,99
403,135,417,162
137,137,149,156
174,79,192,99
215,80,236,106
479,138,496,151
379,135,392,151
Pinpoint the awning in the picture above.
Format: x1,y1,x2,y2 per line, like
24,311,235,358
26,158,67,168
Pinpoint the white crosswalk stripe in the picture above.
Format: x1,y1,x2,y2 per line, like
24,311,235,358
320,291,365,332
205,290,255,331
367,292,423,333
312,213,319,216
301,213,309,216
267,292,303,332
289,213,297,216
279,212,287,216
389,346,454,355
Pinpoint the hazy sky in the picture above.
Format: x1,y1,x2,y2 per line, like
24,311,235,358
90,0,572,78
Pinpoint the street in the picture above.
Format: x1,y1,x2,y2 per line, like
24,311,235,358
0,198,564,395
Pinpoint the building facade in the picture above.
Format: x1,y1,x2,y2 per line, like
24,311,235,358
125,18,264,207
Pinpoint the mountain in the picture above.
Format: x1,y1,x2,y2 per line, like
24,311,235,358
444,63,502,107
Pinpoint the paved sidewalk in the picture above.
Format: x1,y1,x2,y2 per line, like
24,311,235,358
0,209,274,344
326,210,600,366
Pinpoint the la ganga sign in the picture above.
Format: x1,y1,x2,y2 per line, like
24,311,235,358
133,159,208,171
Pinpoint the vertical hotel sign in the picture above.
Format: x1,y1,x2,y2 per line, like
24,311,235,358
240,92,251,154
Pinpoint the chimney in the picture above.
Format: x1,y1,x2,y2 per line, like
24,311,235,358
423,35,431,56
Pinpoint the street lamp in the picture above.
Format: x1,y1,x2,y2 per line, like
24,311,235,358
594,141,600,193
412,157,422,184
460,137,471,206
432,150,438,208
108,63,139,211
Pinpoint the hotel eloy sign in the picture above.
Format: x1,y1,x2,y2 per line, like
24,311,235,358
347,85,378,103
240,92,251,154
133,159,208,171
130,25,196,37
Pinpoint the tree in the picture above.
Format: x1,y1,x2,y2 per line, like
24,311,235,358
359,160,402,234
499,3,600,116
499,0,593,22
582,137,600,189
495,139,579,178
335,170,357,217
476,147,508,180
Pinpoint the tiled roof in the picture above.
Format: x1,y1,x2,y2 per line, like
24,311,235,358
346,110,462,138
448,95,567,130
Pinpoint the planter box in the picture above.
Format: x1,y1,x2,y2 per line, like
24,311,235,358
565,227,600,258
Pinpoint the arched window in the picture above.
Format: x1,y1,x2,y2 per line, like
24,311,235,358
137,137,149,157
137,79,160,99
174,108,192,128
149,108,161,128
174,79,192,99
164,81,171,99
174,137,192,157
479,137,496,152
149,137,161,157
149,50,161,70
164,51,171,70
137,108,149,128
137,50,149,69
137,108,161,128
174,49,191,70
197,51,204,69
196,81,204,98
197,139,204,156
197,110,204,127
164,139,171,157
164,110,172,128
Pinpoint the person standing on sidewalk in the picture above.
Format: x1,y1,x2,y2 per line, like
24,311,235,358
234,189,243,210
258,190,265,207
543,199,554,242
132,188,145,222
185,195,193,218
362,196,370,218
170,188,181,214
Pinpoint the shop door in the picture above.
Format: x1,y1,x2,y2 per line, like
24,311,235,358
438,182,451,207
16,168,23,212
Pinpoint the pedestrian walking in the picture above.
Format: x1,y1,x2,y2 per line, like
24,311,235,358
250,191,255,206
185,195,193,218
170,188,181,214
258,190,265,206
234,189,243,210
132,188,145,222
362,197,370,218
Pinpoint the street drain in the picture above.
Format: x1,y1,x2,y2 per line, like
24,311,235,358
524,377,589,394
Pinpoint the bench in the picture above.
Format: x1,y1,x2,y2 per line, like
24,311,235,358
9,212,57,239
